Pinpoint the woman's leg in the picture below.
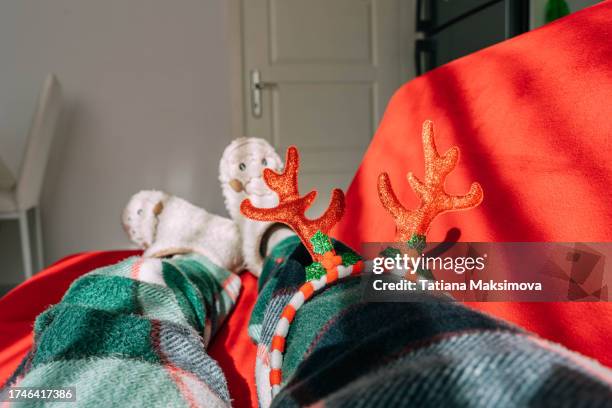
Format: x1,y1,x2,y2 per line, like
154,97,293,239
2,254,241,408
252,239,612,407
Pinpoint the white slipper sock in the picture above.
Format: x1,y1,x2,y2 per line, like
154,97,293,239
122,190,243,271
219,138,294,276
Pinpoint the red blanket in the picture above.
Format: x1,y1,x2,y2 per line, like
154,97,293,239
334,1,612,367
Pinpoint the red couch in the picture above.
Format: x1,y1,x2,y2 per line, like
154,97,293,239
2,3,611,408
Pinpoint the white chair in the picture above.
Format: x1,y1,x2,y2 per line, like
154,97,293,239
0,74,62,280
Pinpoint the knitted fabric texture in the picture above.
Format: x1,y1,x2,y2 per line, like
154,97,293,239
1,254,241,408
250,239,612,407
4,240,612,407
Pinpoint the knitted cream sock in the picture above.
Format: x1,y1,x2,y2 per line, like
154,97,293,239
122,190,243,272
219,138,290,276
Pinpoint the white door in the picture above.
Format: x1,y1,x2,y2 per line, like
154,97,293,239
241,0,404,216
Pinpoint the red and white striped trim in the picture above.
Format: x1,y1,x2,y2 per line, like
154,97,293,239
221,273,241,303
268,259,365,397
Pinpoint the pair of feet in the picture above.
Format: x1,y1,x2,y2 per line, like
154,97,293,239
121,137,293,275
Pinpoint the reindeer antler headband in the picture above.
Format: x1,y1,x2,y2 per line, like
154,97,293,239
240,121,483,261
240,122,482,398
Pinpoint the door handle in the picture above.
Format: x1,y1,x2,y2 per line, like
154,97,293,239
250,69,276,118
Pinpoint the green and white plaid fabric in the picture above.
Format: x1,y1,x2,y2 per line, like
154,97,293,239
249,239,612,408
3,254,240,408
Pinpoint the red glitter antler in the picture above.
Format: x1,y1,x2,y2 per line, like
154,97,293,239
240,146,345,262
378,120,483,241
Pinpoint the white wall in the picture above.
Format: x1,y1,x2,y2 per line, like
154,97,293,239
0,0,234,284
